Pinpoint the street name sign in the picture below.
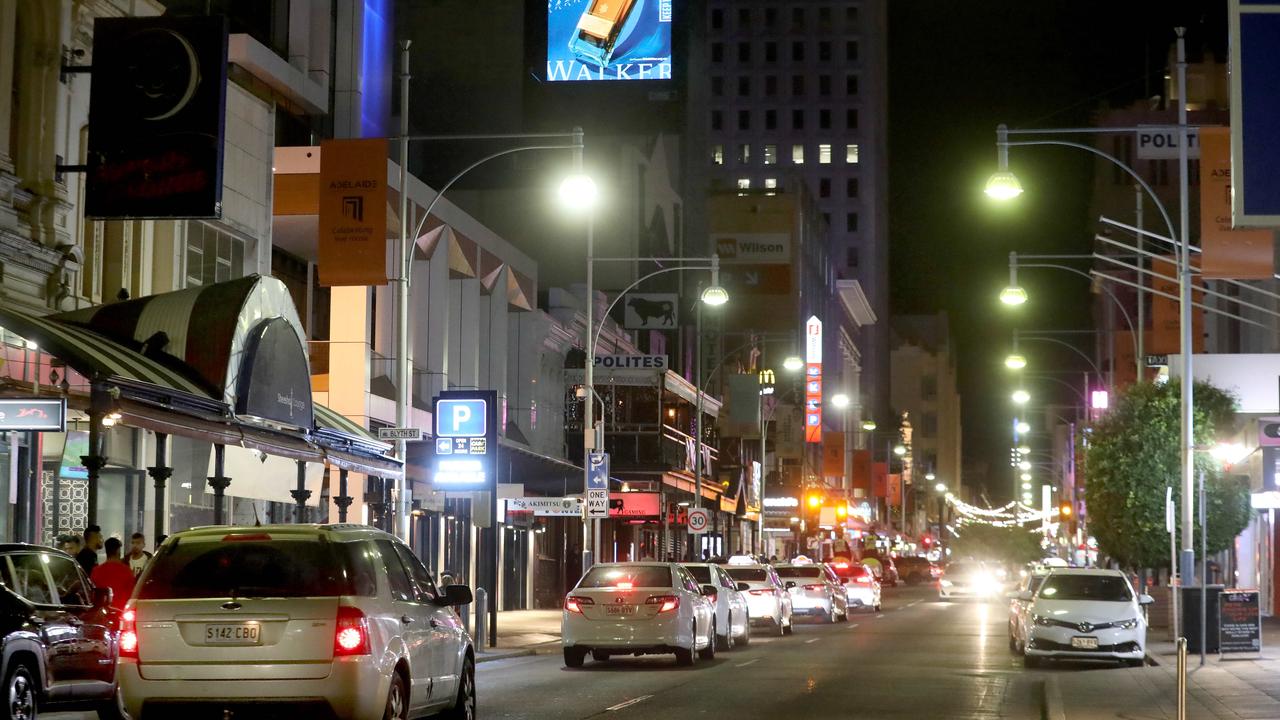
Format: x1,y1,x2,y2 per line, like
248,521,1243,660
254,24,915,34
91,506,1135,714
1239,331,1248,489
377,427,423,441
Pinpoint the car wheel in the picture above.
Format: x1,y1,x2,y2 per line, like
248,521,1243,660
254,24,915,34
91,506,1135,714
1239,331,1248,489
716,616,733,651
1008,633,1017,651
1125,658,1145,668
776,614,786,636
676,624,697,666
563,647,586,668
382,670,408,720
439,657,476,720
6,661,36,720
782,614,794,635
591,650,611,662
827,605,837,624
699,619,717,660
738,616,751,646
96,684,131,720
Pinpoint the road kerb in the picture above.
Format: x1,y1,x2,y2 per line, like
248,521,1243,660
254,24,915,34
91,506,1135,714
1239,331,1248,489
1041,675,1066,720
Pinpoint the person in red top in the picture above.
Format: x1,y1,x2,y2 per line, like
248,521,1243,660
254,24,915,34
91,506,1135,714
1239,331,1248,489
90,537,136,610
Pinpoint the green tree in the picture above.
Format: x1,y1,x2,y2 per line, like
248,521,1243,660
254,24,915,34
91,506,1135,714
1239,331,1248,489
948,524,1044,566
1083,380,1251,569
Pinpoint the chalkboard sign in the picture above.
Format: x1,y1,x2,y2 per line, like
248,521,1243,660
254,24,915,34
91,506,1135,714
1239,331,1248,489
1219,589,1261,655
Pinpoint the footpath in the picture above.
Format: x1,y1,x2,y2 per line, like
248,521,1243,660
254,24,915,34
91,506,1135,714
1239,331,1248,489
468,609,563,664
1050,617,1280,719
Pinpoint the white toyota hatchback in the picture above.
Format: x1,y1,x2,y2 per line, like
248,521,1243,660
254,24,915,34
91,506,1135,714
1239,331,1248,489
1021,568,1153,668
119,524,476,720
562,562,716,667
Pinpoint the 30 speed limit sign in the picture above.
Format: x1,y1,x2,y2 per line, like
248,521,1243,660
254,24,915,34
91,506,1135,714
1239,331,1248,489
688,508,711,534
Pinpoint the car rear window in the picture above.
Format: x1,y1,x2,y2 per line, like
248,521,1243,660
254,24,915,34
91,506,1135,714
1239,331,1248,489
684,566,712,584
136,535,361,599
829,564,870,579
725,567,769,582
578,565,671,589
776,566,822,579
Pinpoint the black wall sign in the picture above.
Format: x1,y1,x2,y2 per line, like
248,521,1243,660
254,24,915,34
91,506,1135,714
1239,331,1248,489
235,318,314,428
1219,590,1262,654
86,16,229,219
0,399,67,432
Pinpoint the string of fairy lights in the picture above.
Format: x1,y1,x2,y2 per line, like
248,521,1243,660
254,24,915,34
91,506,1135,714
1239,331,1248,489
943,495,1061,535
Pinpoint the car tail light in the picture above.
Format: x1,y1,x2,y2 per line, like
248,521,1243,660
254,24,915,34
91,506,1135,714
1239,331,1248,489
564,595,594,613
119,609,138,659
646,595,679,613
616,581,634,590
855,576,872,584
834,562,849,569
803,584,825,591
334,606,370,656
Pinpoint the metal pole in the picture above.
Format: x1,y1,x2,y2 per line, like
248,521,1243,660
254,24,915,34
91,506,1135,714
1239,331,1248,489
1176,27,1197,587
1169,486,1180,642
1176,637,1188,720
759,403,768,554
148,432,170,545
1199,469,1207,666
1136,185,1146,380
578,128,595,573
394,39,413,542
692,295,703,561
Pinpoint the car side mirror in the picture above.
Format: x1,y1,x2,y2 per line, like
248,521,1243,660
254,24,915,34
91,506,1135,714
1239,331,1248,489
1018,591,1033,602
1138,594,1155,606
439,584,473,607
784,581,797,590
93,586,112,609
736,582,750,592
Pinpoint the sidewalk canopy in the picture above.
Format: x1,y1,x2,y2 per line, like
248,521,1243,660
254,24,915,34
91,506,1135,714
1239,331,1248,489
0,276,400,479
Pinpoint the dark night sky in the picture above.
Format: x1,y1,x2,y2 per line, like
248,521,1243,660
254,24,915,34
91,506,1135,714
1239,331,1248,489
886,1,1226,500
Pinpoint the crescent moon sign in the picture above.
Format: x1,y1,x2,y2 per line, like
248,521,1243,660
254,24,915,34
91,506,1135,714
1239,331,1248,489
143,29,201,121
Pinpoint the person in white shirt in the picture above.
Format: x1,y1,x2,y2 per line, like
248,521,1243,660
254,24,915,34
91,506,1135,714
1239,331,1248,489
127,532,152,578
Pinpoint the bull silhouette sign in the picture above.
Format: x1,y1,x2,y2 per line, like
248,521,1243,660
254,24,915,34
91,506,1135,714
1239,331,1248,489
623,293,679,330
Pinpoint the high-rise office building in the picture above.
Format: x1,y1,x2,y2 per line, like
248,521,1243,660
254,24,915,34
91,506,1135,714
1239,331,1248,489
700,1,890,418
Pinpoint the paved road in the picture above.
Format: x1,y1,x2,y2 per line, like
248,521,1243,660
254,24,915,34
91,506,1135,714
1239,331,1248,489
52,584,1146,719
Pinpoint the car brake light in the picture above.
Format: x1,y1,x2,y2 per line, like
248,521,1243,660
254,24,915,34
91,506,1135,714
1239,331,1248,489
119,609,138,659
834,562,849,569
856,576,872,584
804,584,825,591
616,581,633,590
646,595,679,613
565,595,594,613
334,606,369,656
221,533,272,542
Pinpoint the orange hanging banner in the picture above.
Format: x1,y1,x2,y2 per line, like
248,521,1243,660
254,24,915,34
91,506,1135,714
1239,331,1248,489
317,138,389,287
1199,127,1275,279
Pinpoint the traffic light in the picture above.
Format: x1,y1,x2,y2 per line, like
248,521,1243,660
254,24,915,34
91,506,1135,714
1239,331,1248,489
1060,503,1073,517
807,494,822,509
836,504,848,518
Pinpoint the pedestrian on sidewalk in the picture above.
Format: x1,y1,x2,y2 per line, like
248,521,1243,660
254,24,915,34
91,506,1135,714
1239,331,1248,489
90,537,136,610
76,525,103,574
127,532,152,578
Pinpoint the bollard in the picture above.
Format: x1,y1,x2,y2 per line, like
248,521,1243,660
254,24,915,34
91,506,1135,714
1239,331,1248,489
475,588,488,651
1176,637,1188,720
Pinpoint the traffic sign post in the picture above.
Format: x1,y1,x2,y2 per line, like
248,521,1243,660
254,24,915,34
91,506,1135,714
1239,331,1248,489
688,507,711,534
586,452,609,519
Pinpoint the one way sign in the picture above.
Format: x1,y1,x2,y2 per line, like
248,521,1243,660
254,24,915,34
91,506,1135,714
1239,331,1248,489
586,452,609,518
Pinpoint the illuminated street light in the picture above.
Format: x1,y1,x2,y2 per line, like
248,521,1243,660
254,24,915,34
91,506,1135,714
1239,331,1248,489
934,482,947,493
1011,389,1030,405
831,393,851,409
783,356,804,372
1016,421,1031,434
893,444,907,457
1021,482,1032,490
861,419,878,431
925,472,936,481
999,285,1028,306
700,283,729,306
1018,445,1031,455
984,169,1024,201
558,173,598,211
1018,460,1032,471
1004,353,1027,370
1020,472,1032,482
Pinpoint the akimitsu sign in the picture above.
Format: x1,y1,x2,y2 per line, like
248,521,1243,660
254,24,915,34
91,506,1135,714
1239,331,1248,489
547,0,673,82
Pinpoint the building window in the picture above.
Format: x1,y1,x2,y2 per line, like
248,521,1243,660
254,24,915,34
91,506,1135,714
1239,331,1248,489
846,144,860,163
846,74,859,95
763,144,777,165
819,75,831,96
846,108,859,129
847,177,859,197
712,43,723,63
846,6,859,28
818,41,832,62
738,42,751,63
765,7,777,27
846,40,859,62
711,76,724,96
792,145,805,164
792,109,804,129
846,247,859,268
922,375,937,400
819,178,831,197
737,178,751,190
738,7,750,28
738,110,750,130
186,222,246,287
819,109,831,129
792,41,805,62
765,76,778,96
764,177,777,189
712,145,724,165
823,212,831,228
792,6,804,28
738,76,751,96
711,8,723,30
818,6,833,28
792,75,805,96
738,144,750,164
765,109,777,130
765,41,777,62
846,212,858,232
819,144,832,164
711,111,722,130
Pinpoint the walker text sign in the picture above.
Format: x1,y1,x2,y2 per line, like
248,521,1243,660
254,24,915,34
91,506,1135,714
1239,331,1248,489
430,391,497,490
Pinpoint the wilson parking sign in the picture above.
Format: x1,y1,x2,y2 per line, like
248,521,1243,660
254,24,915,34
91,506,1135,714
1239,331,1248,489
431,390,497,490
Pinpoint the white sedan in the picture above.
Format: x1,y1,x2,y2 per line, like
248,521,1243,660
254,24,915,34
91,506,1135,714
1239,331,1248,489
562,562,717,667
722,562,794,635
683,563,751,649
1021,568,1153,667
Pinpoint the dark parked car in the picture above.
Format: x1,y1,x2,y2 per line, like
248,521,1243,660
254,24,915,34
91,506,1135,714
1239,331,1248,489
896,557,934,585
0,543,126,719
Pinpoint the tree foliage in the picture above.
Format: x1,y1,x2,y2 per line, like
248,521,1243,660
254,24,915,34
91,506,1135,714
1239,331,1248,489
948,524,1044,566
1083,380,1251,569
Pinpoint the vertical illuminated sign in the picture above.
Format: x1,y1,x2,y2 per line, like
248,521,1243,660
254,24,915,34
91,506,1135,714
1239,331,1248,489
805,316,822,443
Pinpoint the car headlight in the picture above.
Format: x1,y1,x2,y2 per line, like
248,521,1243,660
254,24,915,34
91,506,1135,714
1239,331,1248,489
1116,618,1140,630
1033,614,1053,627
940,579,953,587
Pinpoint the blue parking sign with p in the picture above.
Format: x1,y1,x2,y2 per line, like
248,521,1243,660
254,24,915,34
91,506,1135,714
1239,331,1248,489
436,399,487,437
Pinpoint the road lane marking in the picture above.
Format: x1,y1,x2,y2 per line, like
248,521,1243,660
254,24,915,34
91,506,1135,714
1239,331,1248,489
804,638,820,644
735,658,760,667
606,695,653,712
907,600,921,608
876,614,885,618
847,623,859,629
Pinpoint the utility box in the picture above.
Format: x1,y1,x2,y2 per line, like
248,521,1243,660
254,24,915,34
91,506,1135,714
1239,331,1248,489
1181,585,1225,653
